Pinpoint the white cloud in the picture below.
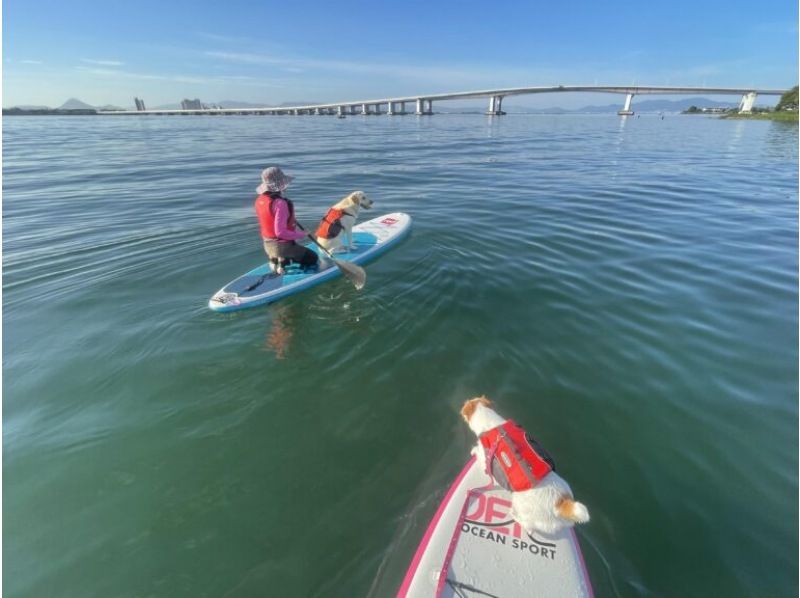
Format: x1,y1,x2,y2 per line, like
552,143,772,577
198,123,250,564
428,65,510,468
20,60,43,64
753,21,799,35
202,50,572,89
73,65,284,88
204,51,285,66
195,31,257,45
81,59,125,66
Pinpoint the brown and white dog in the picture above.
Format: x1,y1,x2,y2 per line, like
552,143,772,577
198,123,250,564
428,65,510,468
314,191,373,253
461,396,590,535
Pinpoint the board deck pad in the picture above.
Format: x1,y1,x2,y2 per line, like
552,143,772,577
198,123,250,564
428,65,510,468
399,456,593,597
209,212,411,312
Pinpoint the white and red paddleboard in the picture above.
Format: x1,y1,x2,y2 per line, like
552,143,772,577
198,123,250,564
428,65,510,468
398,456,593,597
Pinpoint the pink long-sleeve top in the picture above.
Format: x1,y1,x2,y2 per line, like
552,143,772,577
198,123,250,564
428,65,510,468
272,200,306,242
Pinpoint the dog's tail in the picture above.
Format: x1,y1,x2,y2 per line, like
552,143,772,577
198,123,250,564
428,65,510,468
556,497,590,524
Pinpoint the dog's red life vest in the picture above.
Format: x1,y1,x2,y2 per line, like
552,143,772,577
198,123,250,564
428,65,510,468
315,208,346,239
255,193,297,239
479,420,554,492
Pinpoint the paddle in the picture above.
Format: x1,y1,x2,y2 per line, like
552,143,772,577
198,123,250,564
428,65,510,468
295,222,366,290
242,224,366,293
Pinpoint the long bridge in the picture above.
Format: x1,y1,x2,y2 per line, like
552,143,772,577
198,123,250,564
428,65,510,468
99,85,788,117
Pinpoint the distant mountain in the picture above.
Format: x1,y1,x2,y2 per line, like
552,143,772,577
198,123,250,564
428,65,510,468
7,104,52,110
150,100,323,110
487,98,740,114
277,100,323,107
433,104,576,114
433,105,484,114
569,97,738,113
151,100,276,110
59,98,95,110
412,97,742,114
218,100,273,109
39,95,748,115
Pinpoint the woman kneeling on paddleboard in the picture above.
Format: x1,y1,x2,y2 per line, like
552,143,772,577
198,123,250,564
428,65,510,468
255,166,318,273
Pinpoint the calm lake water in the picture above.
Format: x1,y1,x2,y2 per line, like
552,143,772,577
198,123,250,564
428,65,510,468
3,113,797,597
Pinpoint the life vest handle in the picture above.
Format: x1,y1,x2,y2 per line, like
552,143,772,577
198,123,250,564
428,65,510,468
498,426,540,489
483,435,501,487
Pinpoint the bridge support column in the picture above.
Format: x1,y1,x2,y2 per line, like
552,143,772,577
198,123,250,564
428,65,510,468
387,102,395,115
338,106,345,116
486,95,506,115
399,102,406,114
293,109,300,115
361,103,370,115
738,92,757,113
373,104,381,115
416,99,432,115
618,93,634,116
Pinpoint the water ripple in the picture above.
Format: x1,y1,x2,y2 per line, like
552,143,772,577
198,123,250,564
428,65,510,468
3,114,797,598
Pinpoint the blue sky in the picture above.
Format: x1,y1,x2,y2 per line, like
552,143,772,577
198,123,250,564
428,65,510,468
3,0,797,108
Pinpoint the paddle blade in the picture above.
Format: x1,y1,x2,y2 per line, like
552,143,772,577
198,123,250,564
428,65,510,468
333,258,366,290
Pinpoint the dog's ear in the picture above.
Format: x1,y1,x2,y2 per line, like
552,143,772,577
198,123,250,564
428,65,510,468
556,497,590,524
461,395,493,421
476,395,493,407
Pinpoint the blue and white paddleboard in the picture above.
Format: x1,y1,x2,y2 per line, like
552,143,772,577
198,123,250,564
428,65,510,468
208,212,411,312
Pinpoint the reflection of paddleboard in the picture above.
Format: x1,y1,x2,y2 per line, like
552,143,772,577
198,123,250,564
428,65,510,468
208,212,411,312
399,456,593,597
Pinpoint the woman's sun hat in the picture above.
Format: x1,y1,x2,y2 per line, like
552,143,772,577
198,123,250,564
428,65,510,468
257,166,294,194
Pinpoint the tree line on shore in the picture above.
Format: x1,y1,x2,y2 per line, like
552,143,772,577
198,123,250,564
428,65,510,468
684,86,798,119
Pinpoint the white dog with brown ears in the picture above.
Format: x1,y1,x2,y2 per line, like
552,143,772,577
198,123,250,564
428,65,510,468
314,191,373,253
461,396,590,535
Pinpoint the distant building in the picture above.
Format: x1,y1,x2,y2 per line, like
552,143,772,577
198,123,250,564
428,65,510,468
181,98,203,110
134,97,146,111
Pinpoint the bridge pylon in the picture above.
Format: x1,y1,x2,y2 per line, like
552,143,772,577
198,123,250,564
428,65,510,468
738,92,757,113
618,93,635,116
486,95,506,115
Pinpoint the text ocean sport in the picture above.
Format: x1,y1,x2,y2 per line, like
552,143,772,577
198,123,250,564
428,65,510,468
461,493,559,561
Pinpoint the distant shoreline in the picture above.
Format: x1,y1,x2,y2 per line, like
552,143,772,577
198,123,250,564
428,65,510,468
3,108,97,116
0,109,739,117
721,111,798,122
6,107,795,120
